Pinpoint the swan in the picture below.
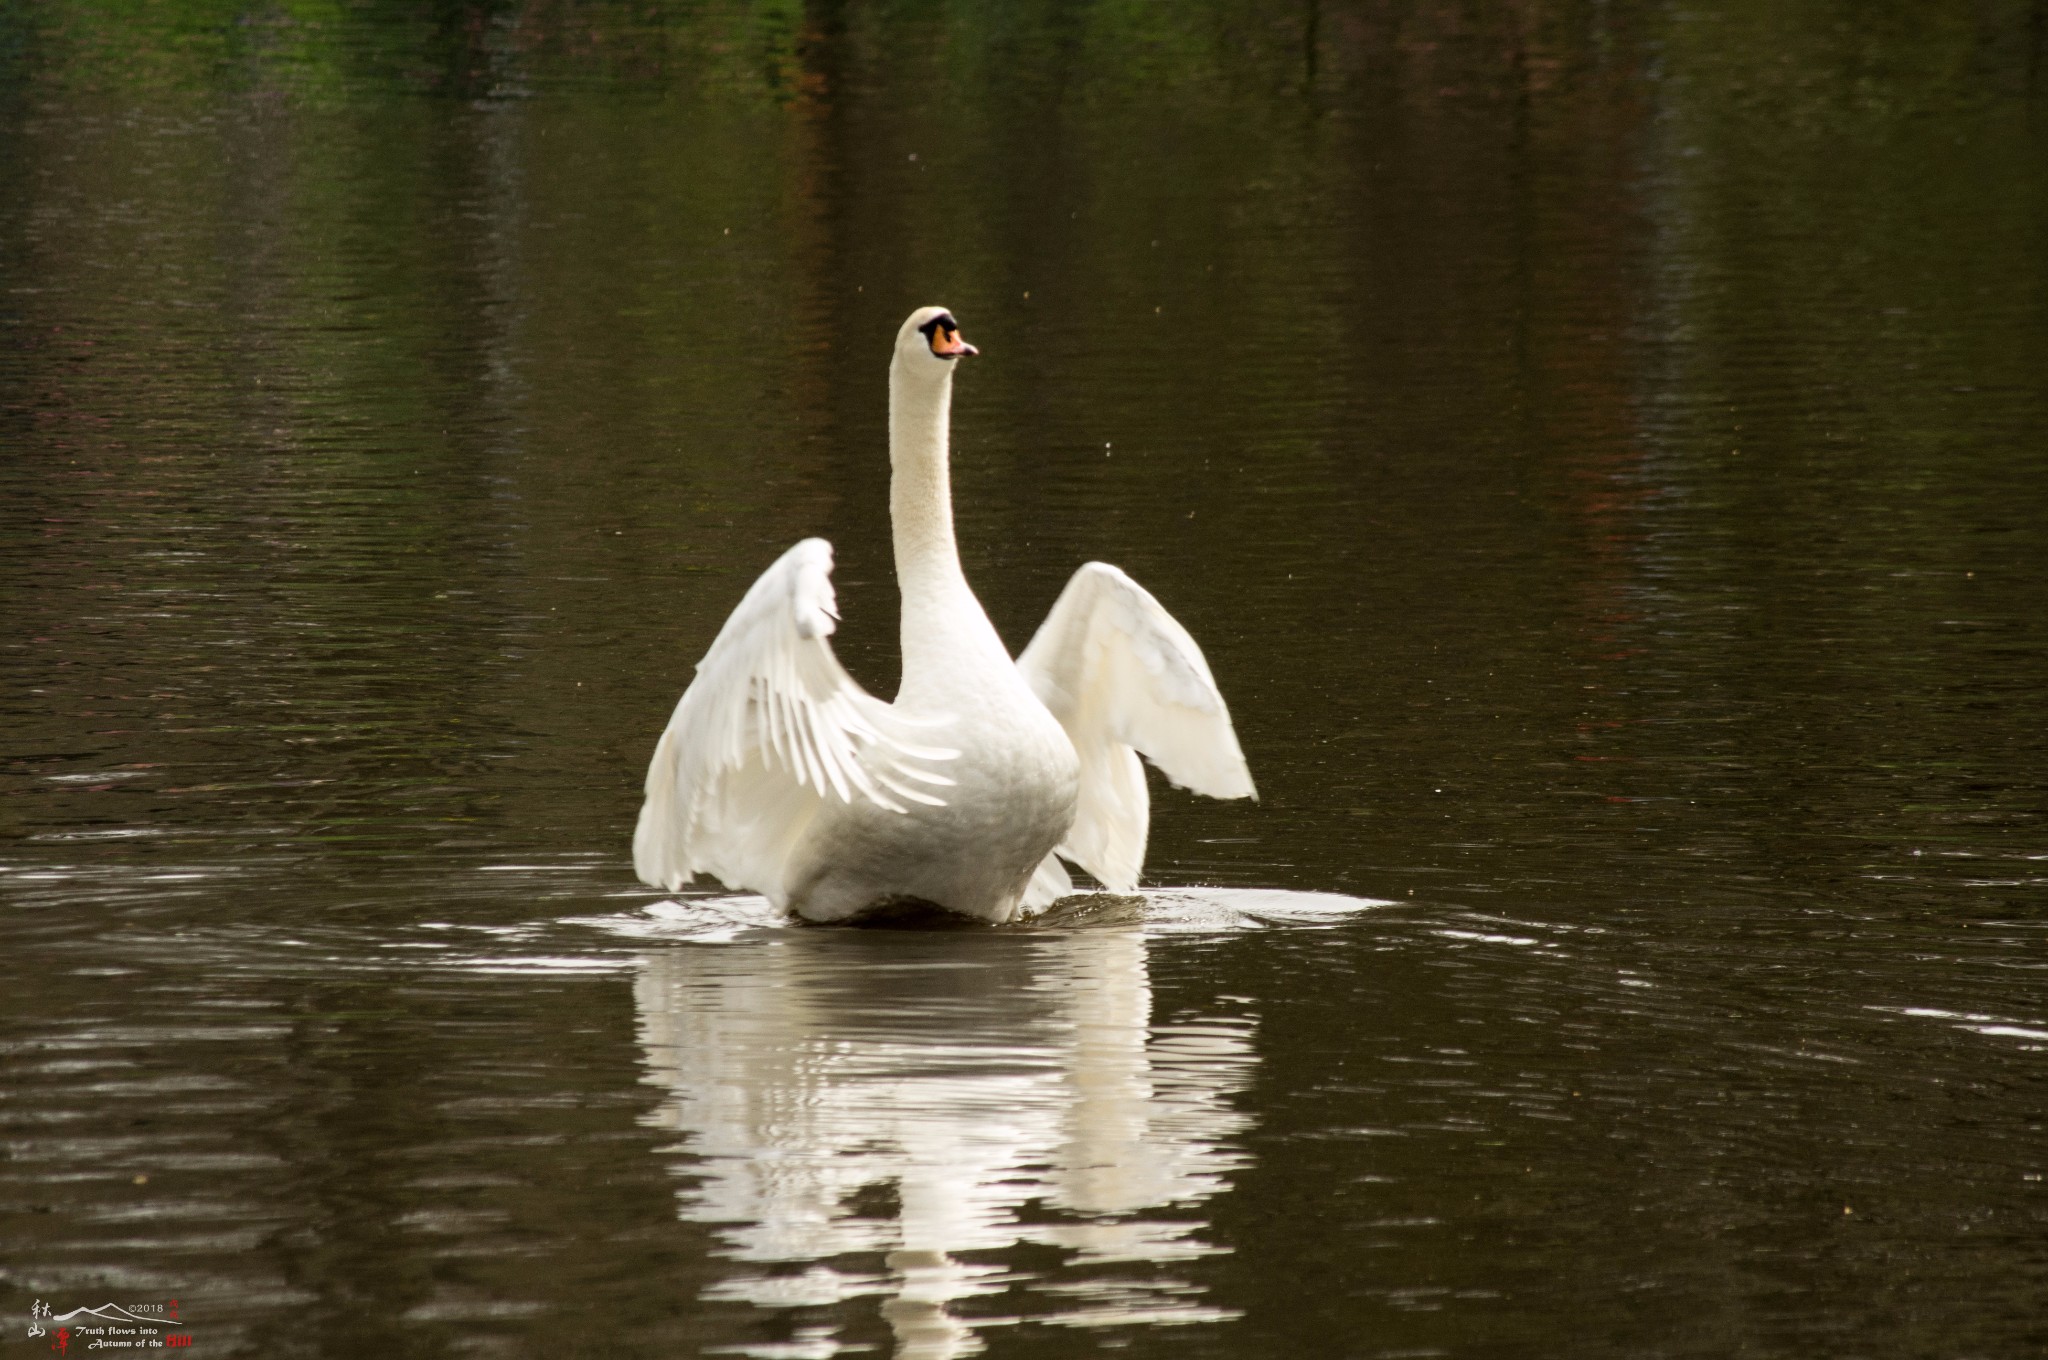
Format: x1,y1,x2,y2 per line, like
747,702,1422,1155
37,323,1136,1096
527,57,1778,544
633,306,1255,924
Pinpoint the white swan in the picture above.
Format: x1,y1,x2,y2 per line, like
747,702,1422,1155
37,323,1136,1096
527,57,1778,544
633,306,1255,923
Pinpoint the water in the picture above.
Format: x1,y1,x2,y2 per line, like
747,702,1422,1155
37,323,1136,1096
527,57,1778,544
4,2,2046,1355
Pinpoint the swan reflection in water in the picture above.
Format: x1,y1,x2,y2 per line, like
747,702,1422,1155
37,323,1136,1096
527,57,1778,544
632,926,1256,1358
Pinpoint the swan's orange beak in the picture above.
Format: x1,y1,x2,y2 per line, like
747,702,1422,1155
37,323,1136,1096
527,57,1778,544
929,323,977,359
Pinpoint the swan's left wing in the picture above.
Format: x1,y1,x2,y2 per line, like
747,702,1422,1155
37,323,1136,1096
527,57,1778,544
1017,562,1255,898
634,539,956,902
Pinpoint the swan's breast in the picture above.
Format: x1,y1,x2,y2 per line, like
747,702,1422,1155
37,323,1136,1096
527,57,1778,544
917,678,1078,841
789,683,1077,920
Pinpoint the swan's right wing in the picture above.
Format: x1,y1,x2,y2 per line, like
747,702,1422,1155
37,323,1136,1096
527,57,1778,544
1017,562,1255,897
633,539,957,902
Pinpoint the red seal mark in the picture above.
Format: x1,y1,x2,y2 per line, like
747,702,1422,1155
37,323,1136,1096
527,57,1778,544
168,1299,180,1321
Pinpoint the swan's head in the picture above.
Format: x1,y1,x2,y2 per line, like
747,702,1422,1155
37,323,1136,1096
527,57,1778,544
893,306,977,377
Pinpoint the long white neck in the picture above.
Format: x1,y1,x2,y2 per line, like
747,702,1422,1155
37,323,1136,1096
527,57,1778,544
890,365,964,604
889,362,1010,693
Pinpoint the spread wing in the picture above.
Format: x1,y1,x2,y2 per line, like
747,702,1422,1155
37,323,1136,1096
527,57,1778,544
1016,562,1255,900
633,539,957,903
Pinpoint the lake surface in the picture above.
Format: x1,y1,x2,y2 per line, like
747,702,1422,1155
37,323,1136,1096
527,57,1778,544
3,2,2045,1356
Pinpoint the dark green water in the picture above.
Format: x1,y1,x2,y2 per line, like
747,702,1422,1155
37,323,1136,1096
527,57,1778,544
4,2,2046,1356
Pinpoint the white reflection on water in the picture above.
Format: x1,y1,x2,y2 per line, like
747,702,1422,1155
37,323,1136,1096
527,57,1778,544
631,927,1258,1357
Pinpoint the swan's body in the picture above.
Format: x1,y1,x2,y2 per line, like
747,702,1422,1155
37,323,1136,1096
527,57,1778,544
634,307,1255,923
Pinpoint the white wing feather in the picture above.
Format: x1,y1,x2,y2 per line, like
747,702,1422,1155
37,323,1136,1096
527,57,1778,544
1017,562,1255,898
633,539,957,902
